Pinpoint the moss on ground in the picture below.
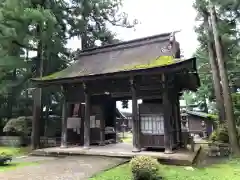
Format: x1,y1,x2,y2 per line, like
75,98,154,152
0,146,30,156
120,132,132,143
0,146,37,172
0,162,38,172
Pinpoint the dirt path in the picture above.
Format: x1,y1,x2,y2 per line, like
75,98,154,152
0,156,126,180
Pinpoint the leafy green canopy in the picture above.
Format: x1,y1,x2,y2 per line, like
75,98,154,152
184,0,240,116
0,0,136,124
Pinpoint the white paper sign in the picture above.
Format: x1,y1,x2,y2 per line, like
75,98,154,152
96,120,100,128
67,117,81,129
90,116,96,128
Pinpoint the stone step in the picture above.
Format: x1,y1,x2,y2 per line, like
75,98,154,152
30,149,199,166
30,151,67,157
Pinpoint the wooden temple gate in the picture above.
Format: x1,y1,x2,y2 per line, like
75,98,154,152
32,32,200,154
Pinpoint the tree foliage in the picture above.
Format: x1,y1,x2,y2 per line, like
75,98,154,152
232,93,240,125
0,0,135,134
187,0,240,117
3,116,32,136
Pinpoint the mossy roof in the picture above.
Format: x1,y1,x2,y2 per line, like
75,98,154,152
186,110,218,120
32,32,197,83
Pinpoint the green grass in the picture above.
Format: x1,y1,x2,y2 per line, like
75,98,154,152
0,146,30,156
120,133,133,143
0,146,37,172
0,162,38,172
90,159,240,180
122,137,132,143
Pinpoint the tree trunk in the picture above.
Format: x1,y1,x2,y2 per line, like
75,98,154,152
7,43,19,119
209,4,240,156
203,12,226,123
31,88,41,149
31,24,44,149
7,70,17,119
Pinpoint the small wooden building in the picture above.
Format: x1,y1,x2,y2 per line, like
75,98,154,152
184,110,216,137
32,32,200,153
122,112,133,130
116,109,128,132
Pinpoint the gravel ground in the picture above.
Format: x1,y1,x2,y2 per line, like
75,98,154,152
12,156,58,163
0,156,126,180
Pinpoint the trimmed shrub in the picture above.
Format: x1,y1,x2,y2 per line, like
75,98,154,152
0,153,12,165
130,156,160,180
209,130,218,142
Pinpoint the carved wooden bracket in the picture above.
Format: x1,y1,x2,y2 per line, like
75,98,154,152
82,82,88,94
162,73,175,89
166,75,175,89
61,85,67,96
129,77,136,89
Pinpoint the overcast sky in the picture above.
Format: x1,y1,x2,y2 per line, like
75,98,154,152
68,0,200,112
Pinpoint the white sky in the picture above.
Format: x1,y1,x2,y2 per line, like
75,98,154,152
67,0,200,112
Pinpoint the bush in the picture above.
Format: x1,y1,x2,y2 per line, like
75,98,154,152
130,156,160,180
232,93,240,125
3,116,32,136
209,124,240,143
0,153,12,166
209,130,218,142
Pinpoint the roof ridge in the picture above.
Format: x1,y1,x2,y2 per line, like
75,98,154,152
77,31,180,58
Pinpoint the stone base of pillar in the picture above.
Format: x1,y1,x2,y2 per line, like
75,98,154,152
83,146,90,150
132,147,141,152
164,149,173,154
60,144,67,148
99,142,105,146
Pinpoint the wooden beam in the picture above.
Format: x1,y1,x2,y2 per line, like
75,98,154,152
113,95,163,101
65,85,85,103
89,83,164,95
83,82,91,149
111,89,163,97
64,74,186,100
130,77,141,152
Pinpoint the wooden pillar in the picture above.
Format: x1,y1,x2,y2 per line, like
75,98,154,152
99,103,105,146
173,94,181,146
130,78,140,152
80,103,85,146
31,88,41,150
83,83,90,149
61,90,68,148
111,99,117,143
176,94,182,146
162,74,173,154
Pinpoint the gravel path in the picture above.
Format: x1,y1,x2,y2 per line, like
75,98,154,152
0,156,126,180
12,156,58,163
